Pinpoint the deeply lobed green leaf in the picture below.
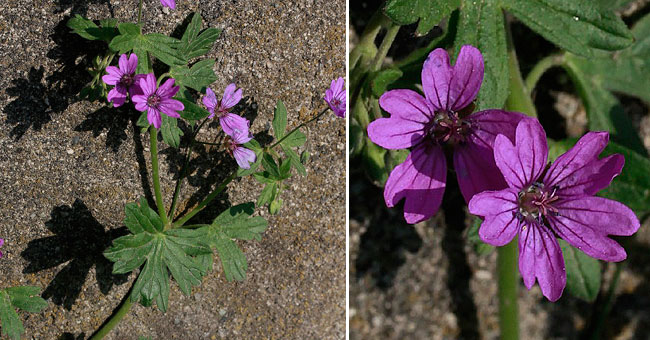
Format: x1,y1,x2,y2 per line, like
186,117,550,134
384,0,460,36
0,287,47,340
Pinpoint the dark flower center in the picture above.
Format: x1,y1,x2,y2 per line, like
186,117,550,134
223,136,239,157
428,110,471,145
147,94,161,108
331,98,342,107
120,73,134,87
517,182,559,222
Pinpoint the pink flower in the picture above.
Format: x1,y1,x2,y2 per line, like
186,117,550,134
102,53,141,107
131,73,184,129
160,0,176,9
367,45,526,223
469,119,640,301
324,77,346,118
203,84,249,136
225,128,256,169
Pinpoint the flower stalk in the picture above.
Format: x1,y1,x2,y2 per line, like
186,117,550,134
269,107,329,149
89,290,134,340
149,125,169,226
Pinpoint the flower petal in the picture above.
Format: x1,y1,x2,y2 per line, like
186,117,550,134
421,45,484,111
159,99,183,118
469,189,520,246
548,196,640,261
379,89,433,122
107,86,127,107
157,78,179,98
220,113,250,137
454,141,508,203
221,83,242,110
140,73,157,96
544,132,623,196
147,108,162,129
367,89,431,149
118,53,129,74
203,88,218,113
494,119,548,189
518,222,566,301
102,66,122,85
233,147,256,169
131,94,148,112
384,143,446,224
466,109,528,150
126,53,138,74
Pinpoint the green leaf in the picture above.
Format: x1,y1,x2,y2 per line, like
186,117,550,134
253,172,276,184
280,129,307,148
384,0,460,36
178,98,211,122
272,100,288,139
109,26,185,67
136,111,150,129
466,217,495,255
170,59,217,92
300,150,310,164
261,153,281,179
257,183,276,207
279,158,291,178
454,0,508,111
105,199,212,311
269,198,283,215
370,68,403,98
0,287,47,340
67,15,118,42
160,115,183,148
548,139,650,215
178,13,221,61
563,54,646,154
197,204,267,281
502,0,633,57
280,144,307,176
559,239,601,301
237,140,263,177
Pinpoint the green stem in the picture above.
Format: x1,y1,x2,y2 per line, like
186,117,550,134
89,291,134,340
137,0,143,25
524,54,565,94
269,107,329,149
349,11,385,70
156,72,171,87
174,172,237,227
371,23,400,72
505,21,537,118
168,119,210,221
497,241,519,340
149,125,169,226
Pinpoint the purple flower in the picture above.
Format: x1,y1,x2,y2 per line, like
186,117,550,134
160,0,176,9
367,45,526,223
225,128,256,169
203,84,249,136
0,238,3,258
469,119,640,301
131,73,184,129
324,77,346,118
102,53,141,107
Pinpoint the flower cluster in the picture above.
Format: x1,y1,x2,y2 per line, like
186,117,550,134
368,45,640,301
103,53,184,129
203,84,256,169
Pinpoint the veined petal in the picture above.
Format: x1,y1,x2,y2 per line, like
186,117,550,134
384,143,446,224
421,46,484,111
454,141,508,202
126,53,138,74
221,83,242,110
469,189,520,246
118,54,129,74
102,66,122,85
544,132,624,196
518,222,566,301
131,94,149,112
233,147,256,169
220,113,250,137
147,108,162,129
157,78,178,98
140,73,157,96
367,117,426,150
107,86,127,107
232,129,253,145
379,89,433,122
494,119,548,189
548,196,640,261
466,110,528,150
203,88,218,112
159,99,183,118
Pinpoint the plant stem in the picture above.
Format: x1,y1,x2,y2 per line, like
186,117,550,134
269,107,329,149
371,23,400,72
505,21,537,118
524,54,565,94
89,290,134,340
149,125,169,226
168,119,210,220
174,172,237,227
349,11,385,70
497,240,519,340
156,72,171,87
137,0,143,25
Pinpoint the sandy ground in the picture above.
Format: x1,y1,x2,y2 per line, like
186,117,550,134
0,0,345,338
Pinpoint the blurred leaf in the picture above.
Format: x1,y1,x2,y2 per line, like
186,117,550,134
261,153,281,179
454,0,508,111
104,199,212,312
269,198,283,215
559,239,601,302
466,217,495,255
281,144,307,176
280,129,306,148
178,98,211,122
273,100,288,139
160,115,183,148
179,12,221,61
384,0,460,36
502,0,633,57
300,150,310,164
548,139,650,216
67,15,118,42
598,0,636,11
563,54,646,154
363,139,389,186
370,68,403,98
170,59,217,92
279,158,291,178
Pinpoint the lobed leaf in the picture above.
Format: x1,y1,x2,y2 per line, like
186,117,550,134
0,287,47,340
281,144,307,176
559,239,601,302
170,59,217,92
384,0,460,36
160,115,184,148
273,100,288,139
279,129,306,148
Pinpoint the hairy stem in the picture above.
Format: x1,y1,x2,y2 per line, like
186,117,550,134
371,23,400,72
169,119,210,221
524,54,565,94
89,290,134,340
174,172,237,227
269,107,329,149
497,241,519,340
149,125,169,226
505,21,537,118
137,0,143,25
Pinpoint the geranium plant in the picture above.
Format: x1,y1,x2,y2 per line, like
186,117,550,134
0,1,344,339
